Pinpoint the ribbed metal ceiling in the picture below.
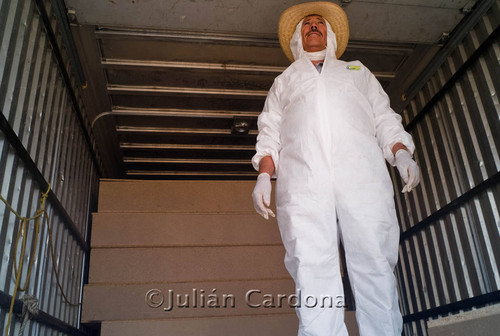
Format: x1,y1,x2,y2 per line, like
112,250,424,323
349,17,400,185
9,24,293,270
66,0,476,179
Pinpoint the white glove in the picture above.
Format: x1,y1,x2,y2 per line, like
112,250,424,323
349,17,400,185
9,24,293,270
395,150,420,193
252,173,276,220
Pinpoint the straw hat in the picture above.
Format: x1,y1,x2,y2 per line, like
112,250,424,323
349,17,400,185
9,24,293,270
278,1,349,62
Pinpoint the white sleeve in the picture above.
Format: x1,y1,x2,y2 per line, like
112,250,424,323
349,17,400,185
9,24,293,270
251,79,283,176
362,65,415,166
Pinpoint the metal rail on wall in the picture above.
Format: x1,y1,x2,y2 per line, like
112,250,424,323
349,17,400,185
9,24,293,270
392,1,500,334
0,111,88,252
33,0,103,177
402,0,497,105
0,289,87,336
0,0,99,335
405,24,500,132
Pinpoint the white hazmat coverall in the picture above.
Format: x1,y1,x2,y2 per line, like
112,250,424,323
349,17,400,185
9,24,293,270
252,20,414,336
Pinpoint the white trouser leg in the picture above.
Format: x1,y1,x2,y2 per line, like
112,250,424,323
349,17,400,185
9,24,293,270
336,180,403,336
277,180,348,336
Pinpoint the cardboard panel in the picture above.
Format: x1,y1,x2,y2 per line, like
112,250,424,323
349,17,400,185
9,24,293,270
82,280,296,322
85,281,358,335
98,179,273,213
91,213,281,247
101,315,299,336
88,246,289,284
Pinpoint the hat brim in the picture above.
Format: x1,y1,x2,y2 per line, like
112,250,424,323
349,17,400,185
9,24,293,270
278,1,349,62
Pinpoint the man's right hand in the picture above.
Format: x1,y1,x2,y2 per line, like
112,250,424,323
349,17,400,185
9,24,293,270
252,173,276,220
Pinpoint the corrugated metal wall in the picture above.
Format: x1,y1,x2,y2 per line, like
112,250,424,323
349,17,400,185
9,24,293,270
391,2,500,335
0,0,99,335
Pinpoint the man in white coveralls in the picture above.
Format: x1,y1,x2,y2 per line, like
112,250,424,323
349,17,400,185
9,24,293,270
251,2,420,335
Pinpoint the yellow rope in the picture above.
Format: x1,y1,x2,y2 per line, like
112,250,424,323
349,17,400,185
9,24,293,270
2,185,80,336
43,205,81,307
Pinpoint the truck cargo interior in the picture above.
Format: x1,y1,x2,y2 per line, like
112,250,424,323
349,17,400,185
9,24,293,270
1,0,499,335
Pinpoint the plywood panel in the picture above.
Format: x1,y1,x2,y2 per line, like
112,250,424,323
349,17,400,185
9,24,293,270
88,246,288,284
98,179,269,213
91,213,281,247
82,280,296,322
101,315,299,336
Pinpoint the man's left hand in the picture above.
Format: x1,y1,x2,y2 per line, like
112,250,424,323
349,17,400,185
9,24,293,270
395,150,420,193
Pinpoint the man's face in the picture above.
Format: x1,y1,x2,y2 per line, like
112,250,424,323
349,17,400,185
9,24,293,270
301,15,327,52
